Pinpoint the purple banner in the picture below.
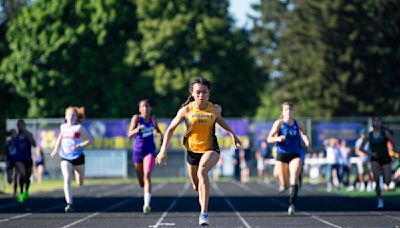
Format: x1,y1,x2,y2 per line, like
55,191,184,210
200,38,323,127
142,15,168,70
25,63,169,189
37,118,249,150
315,122,364,147
215,118,249,136
252,121,274,149
83,120,129,137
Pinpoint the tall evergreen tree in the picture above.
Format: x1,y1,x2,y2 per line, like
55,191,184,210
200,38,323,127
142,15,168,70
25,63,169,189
127,0,262,117
0,0,30,154
250,0,293,118
324,0,400,116
253,0,400,117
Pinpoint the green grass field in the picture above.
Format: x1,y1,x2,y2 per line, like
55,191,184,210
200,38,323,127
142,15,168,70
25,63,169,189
0,176,189,195
320,186,400,204
1,174,399,205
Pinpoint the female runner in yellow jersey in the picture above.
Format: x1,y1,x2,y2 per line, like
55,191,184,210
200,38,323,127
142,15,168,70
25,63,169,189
156,77,241,226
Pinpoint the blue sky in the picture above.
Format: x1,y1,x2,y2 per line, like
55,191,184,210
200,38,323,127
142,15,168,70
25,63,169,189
229,0,259,28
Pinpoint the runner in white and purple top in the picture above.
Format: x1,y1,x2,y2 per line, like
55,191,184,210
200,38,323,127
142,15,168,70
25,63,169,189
51,107,93,213
128,99,163,214
133,116,156,163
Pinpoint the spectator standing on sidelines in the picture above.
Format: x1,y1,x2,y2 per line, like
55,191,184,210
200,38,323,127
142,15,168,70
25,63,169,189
33,146,45,184
355,129,372,191
239,138,251,183
339,139,353,191
232,146,241,181
324,138,341,192
255,140,269,183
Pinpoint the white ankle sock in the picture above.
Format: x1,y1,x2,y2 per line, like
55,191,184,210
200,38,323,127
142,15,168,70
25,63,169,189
144,192,151,206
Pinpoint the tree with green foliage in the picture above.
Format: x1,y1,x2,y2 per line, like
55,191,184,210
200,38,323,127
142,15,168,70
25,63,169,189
250,0,292,118
0,0,30,155
1,0,144,118
127,0,262,117
2,0,263,120
322,0,400,116
253,0,400,117
0,0,30,23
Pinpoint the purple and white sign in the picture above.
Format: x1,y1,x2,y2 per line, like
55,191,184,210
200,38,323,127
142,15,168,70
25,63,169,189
315,122,364,147
252,121,274,149
37,118,250,150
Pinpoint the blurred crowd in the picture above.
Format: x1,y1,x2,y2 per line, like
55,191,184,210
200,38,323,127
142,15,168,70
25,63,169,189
212,129,400,192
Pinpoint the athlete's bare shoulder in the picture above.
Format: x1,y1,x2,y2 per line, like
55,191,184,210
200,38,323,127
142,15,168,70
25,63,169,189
212,103,221,112
177,105,190,118
128,114,140,130
273,119,283,128
131,114,139,120
212,103,221,110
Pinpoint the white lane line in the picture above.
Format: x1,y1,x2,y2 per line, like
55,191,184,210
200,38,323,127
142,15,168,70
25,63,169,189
0,184,136,224
0,185,130,210
61,198,132,228
356,207,400,222
254,182,344,228
152,182,167,193
149,182,190,228
298,184,400,223
0,203,66,223
301,211,343,228
61,183,168,228
320,197,400,222
212,182,252,228
94,185,134,198
234,181,286,207
383,214,400,222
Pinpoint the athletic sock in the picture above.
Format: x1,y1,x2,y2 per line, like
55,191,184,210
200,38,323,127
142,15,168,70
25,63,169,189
289,185,298,205
144,192,151,206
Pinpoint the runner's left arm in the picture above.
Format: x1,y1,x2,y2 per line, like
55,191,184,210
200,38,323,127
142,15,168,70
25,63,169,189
214,104,241,149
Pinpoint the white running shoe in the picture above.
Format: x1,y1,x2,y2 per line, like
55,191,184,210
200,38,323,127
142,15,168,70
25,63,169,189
359,182,366,192
371,181,377,190
366,182,373,192
278,185,286,193
288,204,295,215
327,183,332,193
64,204,74,213
199,212,209,226
143,205,151,214
377,198,384,209
389,181,396,190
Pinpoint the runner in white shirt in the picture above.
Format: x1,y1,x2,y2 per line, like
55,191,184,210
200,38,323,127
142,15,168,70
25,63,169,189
51,107,93,212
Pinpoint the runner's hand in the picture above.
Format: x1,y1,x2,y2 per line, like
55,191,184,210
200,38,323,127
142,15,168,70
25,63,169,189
278,135,286,142
233,135,241,149
156,152,167,166
370,152,379,158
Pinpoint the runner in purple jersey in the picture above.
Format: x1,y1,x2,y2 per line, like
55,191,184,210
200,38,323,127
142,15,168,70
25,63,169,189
128,99,163,214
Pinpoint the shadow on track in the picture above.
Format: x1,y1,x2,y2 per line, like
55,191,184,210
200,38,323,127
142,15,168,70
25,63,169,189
1,195,399,213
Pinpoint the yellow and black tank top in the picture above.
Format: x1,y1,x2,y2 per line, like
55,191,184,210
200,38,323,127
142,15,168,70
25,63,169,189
183,101,219,153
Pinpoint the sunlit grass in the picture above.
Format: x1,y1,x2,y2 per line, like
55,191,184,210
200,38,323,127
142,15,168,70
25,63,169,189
3,173,397,204
0,177,191,195
318,185,400,204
